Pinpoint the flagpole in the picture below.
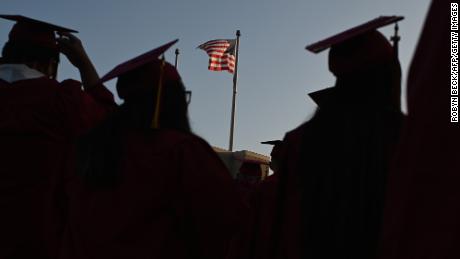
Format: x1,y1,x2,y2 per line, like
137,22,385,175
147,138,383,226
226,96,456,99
229,30,240,151
174,48,180,68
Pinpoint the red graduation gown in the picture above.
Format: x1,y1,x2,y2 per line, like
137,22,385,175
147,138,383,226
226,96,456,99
239,125,305,259
271,124,306,259
62,129,245,259
0,77,114,259
379,1,460,258
248,144,287,259
249,173,280,259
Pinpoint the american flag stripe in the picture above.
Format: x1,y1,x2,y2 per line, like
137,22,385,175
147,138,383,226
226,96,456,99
210,58,235,66
201,43,229,47
207,51,227,56
210,61,234,65
203,46,229,50
209,62,235,67
210,62,235,67
209,61,235,68
209,60,235,65
209,67,235,73
210,57,234,62
204,45,229,49
205,48,227,53
198,39,236,74
208,53,228,58
209,54,235,60
200,40,229,46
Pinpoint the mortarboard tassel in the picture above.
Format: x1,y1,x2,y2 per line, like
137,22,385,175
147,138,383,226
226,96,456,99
151,56,166,129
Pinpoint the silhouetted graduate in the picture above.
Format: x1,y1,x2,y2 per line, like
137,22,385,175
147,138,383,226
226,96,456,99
63,40,246,259
248,140,285,259
261,140,284,174
379,1,458,258
0,15,114,259
227,159,265,259
274,16,405,259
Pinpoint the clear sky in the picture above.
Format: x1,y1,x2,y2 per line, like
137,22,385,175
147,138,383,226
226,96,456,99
1,0,431,157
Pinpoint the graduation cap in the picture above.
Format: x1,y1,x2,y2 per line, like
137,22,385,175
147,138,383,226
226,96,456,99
261,140,284,159
306,16,403,53
308,87,336,107
0,14,77,50
100,39,178,83
99,39,179,129
306,16,404,76
260,140,282,146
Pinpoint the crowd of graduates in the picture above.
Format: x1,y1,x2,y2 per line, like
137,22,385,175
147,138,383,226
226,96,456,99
0,0,457,258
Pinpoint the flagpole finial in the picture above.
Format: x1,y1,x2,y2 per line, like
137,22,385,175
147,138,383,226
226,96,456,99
236,30,241,37
175,48,179,55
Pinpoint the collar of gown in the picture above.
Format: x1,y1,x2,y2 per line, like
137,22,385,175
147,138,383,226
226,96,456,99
0,64,45,83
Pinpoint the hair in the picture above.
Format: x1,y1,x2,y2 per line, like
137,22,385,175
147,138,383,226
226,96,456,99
328,30,394,78
116,79,191,132
332,58,402,111
77,74,191,189
1,41,59,64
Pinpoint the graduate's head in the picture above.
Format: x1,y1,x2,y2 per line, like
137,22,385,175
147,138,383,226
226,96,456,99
0,15,77,79
1,41,59,78
306,16,404,110
261,140,284,172
101,39,190,131
116,60,182,100
328,30,394,77
116,61,191,132
237,160,263,184
329,31,401,109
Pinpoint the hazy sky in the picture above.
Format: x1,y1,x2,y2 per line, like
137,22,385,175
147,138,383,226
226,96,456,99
1,0,431,157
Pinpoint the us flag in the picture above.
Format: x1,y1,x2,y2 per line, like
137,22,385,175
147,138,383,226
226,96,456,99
198,39,236,73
